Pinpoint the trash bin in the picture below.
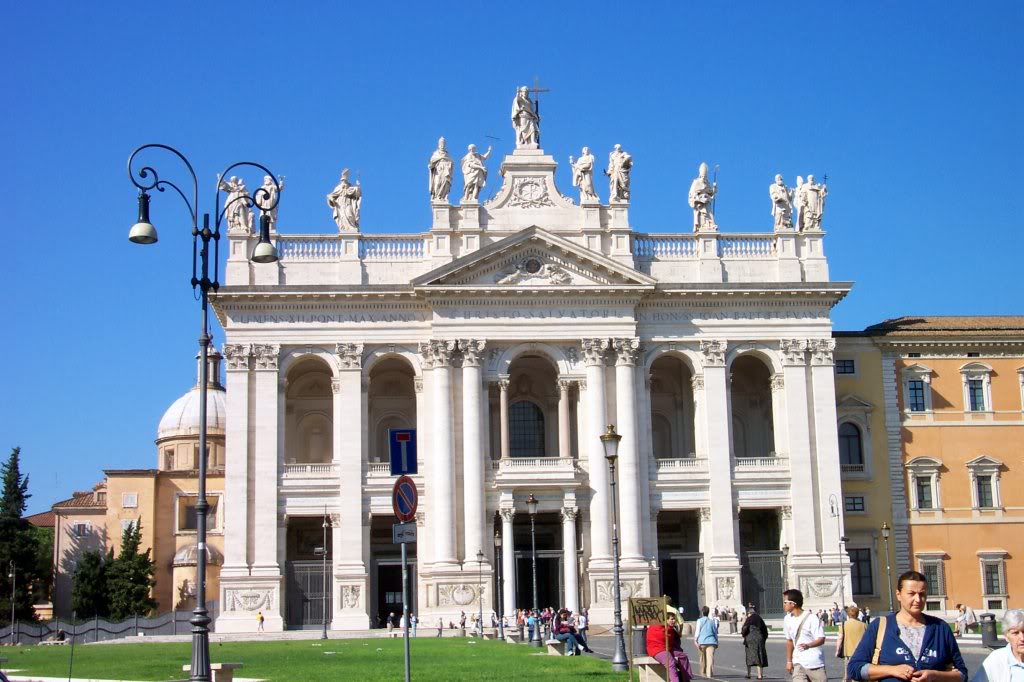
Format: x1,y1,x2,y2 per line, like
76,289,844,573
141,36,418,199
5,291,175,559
631,626,647,658
980,613,1002,649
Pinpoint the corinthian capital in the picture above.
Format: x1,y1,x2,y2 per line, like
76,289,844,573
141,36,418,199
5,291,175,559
698,339,727,367
499,508,516,523
336,342,364,370
431,339,458,367
223,343,252,371
459,339,487,367
581,338,610,366
780,339,808,366
252,343,280,371
809,338,836,366
612,338,641,366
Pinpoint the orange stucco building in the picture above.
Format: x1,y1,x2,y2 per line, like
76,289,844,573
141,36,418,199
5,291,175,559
867,317,1023,615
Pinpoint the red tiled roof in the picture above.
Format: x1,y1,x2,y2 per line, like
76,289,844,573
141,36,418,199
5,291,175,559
52,492,105,510
26,510,55,527
864,316,1024,338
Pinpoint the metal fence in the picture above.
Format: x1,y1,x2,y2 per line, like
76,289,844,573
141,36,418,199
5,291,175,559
0,602,218,645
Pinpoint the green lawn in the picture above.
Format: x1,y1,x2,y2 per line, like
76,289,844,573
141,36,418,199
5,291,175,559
0,638,631,681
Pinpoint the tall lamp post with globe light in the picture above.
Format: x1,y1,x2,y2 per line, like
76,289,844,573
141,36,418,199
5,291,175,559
829,494,849,607
601,424,628,673
494,531,505,641
881,522,894,612
126,144,279,682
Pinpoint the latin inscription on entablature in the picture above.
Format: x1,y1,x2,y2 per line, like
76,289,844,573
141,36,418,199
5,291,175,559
232,311,431,325
638,309,830,323
440,307,629,321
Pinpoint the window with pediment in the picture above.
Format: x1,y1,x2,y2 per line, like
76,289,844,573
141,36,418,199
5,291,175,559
903,364,934,413
966,456,1003,510
836,395,873,478
906,456,942,510
960,362,993,412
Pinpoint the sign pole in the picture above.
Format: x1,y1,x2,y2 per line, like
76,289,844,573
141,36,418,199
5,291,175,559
402,541,411,682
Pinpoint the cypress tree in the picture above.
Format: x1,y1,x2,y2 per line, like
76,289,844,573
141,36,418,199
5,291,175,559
0,447,40,625
106,520,156,620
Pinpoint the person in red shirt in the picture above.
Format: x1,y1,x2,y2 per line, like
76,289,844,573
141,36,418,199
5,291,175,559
647,613,693,682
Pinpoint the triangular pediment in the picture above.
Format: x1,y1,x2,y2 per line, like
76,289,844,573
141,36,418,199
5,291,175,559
965,455,1002,469
837,394,874,410
412,226,656,289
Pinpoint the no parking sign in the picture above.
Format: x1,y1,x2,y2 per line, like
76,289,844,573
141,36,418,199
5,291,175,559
392,475,418,522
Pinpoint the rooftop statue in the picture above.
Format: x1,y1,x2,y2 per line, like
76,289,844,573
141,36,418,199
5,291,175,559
769,174,793,231
688,162,718,231
798,174,828,231
327,168,362,232
511,86,540,148
218,175,254,234
255,175,285,232
428,137,453,203
604,144,632,203
569,147,599,203
461,144,492,202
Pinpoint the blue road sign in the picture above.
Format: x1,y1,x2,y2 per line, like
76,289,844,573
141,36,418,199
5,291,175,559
389,429,417,475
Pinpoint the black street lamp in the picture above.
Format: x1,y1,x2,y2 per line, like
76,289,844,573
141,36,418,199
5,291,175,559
781,544,790,589
476,550,485,637
494,531,505,641
320,508,331,640
601,424,628,673
126,144,279,682
829,494,847,607
527,493,541,647
881,522,894,612
8,561,15,646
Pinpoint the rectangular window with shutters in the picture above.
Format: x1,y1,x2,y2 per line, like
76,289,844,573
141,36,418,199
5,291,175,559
976,475,994,508
845,496,866,513
916,476,934,509
72,522,91,538
849,548,874,595
121,492,138,508
908,380,926,412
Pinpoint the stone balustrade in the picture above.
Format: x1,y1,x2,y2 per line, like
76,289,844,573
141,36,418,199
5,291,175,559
282,463,338,476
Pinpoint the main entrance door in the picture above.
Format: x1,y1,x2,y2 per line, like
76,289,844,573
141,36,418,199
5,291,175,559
660,553,704,619
515,552,562,610
285,561,332,629
742,551,784,616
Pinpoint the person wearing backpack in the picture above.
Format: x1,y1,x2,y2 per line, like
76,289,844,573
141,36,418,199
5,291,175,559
784,589,827,682
846,570,967,682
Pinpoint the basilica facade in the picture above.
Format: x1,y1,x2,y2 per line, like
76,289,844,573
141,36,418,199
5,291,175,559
212,100,851,632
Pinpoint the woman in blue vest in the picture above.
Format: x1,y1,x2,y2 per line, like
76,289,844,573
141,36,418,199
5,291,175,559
847,570,967,682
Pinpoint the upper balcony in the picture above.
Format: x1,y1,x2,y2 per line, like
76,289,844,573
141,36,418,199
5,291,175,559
493,456,583,488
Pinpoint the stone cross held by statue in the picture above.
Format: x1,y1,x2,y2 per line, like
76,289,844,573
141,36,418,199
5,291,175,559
530,76,551,116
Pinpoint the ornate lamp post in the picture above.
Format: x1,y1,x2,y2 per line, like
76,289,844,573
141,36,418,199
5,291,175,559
601,424,628,673
881,522,894,612
781,544,790,589
527,493,541,647
126,144,279,682
494,531,505,641
829,494,848,607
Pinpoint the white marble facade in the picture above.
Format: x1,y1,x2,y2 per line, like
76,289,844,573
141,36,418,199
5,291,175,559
212,108,851,632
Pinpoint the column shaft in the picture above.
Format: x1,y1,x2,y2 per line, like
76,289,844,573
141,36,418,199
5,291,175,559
430,342,457,565
252,346,281,574
614,339,643,561
499,379,510,459
335,366,366,572
584,339,611,561
561,509,579,613
222,345,250,574
558,380,571,459
501,511,516,617
810,340,845,559
703,364,740,564
781,340,818,559
462,341,486,562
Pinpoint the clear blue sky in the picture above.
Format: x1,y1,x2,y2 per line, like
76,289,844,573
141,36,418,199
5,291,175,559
2,3,1021,514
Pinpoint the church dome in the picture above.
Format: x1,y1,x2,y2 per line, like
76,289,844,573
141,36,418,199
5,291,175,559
157,349,227,440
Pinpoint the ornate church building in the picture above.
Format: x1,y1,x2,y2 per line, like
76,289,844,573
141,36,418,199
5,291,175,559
213,90,851,631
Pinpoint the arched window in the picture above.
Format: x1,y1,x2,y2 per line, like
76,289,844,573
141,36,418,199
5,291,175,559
838,422,863,467
509,400,545,457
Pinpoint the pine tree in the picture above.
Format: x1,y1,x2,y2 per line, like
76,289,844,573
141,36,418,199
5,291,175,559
0,447,40,625
105,520,156,620
70,549,111,619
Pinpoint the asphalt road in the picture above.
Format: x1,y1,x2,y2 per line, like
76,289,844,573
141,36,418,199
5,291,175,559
583,634,991,681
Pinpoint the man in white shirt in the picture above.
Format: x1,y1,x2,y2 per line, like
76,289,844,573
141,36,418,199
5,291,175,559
784,589,827,682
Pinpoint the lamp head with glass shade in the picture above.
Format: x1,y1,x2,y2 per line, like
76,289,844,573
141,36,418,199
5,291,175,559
128,191,158,244
494,531,502,549
601,424,622,463
881,522,890,539
526,493,538,516
477,550,484,564
251,213,279,263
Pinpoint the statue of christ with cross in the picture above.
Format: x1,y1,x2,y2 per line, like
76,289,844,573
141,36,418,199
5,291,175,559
511,80,548,148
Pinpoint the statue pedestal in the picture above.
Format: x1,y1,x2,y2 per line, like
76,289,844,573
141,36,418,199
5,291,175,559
431,201,453,231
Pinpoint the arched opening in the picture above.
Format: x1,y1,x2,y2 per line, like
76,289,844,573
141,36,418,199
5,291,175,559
368,357,417,463
649,355,696,459
285,357,334,464
838,422,863,467
492,353,561,458
729,355,774,459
